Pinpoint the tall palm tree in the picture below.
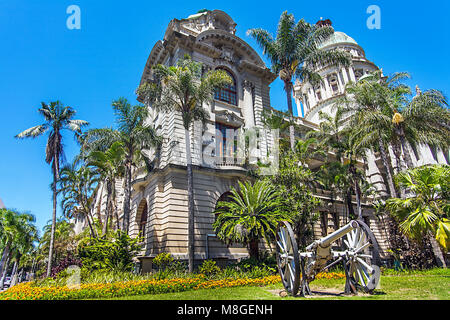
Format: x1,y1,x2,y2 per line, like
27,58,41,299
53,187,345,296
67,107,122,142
386,165,449,266
342,71,450,195
87,141,126,235
248,12,350,151
308,109,369,219
143,55,232,272
59,161,100,237
213,180,284,260
80,98,160,234
340,72,400,198
15,101,89,277
390,83,449,170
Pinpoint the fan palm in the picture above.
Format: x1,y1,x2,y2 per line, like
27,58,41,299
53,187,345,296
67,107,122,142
80,98,160,234
213,180,284,260
145,54,232,272
248,12,350,151
15,101,88,277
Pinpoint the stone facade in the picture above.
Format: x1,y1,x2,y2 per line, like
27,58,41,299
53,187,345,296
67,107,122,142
83,11,447,271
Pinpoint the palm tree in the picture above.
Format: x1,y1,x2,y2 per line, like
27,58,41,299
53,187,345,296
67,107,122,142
145,55,232,272
342,71,450,196
385,165,449,266
340,72,400,198
80,98,160,234
248,12,350,151
270,151,321,248
9,213,37,287
38,217,76,271
0,209,37,287
87,141,126,235
15,101,89,277
308,109,369,219
59,161,100,237
389,82,449,170
213,180,284,260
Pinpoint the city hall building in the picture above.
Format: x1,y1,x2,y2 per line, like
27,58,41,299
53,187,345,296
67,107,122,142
84,10,448,272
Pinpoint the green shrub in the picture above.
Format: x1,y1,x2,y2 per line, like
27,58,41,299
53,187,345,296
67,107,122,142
77,231,142,272
153,253,174,269
198,260,221,277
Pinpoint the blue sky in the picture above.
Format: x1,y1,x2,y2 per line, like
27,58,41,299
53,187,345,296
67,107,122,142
1,0,449,234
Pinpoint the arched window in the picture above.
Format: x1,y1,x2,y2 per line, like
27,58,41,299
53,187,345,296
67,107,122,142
214,191,234,218
139,201,148,237
214,69,237,106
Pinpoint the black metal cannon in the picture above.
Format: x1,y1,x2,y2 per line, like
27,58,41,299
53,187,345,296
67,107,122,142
276,219,381,296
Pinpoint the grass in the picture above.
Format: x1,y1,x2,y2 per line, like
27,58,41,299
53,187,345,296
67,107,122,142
108,268,450,300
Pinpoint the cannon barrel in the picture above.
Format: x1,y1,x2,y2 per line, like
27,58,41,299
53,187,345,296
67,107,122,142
306,220,359,251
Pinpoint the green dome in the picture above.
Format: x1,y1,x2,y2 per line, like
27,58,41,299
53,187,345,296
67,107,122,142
319,31,358,48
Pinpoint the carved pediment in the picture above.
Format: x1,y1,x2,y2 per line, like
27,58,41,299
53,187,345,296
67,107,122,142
215,110,244,127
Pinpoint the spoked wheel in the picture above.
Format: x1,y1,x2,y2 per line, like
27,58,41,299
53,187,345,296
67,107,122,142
342,220,381,294
276,221,300,296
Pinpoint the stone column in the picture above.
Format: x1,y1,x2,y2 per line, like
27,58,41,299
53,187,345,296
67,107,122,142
342,67,349,84
242,80,255,129
348,67,356,82
324,76,332,99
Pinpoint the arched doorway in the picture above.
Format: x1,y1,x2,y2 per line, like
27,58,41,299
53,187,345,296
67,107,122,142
136,200,148,239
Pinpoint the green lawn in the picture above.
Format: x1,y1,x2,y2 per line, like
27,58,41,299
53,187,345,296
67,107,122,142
108,269,450,300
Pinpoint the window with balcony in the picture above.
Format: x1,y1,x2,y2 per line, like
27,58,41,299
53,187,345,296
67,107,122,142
215,122,238,165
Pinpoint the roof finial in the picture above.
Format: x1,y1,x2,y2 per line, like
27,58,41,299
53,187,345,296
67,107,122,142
415,85,422,97
316,18,332,27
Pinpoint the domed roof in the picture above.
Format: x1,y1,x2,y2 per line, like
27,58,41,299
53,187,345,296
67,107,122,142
319,31,358,49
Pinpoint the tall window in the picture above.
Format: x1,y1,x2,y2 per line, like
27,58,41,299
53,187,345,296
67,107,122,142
214,69,237,106
329,74,339,94
139,202,148,238
215,122,238,164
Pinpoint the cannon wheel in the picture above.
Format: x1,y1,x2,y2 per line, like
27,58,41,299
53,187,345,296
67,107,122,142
342,220,381,294
276,221,301,296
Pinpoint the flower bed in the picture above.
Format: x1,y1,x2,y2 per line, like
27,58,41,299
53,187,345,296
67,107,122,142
0,272,345,300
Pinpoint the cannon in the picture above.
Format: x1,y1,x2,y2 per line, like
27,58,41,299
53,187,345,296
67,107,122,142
276,219,381,296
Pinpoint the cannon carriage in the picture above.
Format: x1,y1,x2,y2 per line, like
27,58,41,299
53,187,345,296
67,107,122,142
276,219,381,296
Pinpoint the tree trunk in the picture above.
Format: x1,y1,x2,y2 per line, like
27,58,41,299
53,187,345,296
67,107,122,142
345,191,356,220
428,232,447,268
185,128,195,273
399,134,414,169
47,159,59,277
354,179,362,220
249,239,259,261
378,137,397,198
284,80,295,152
112,190,121,231
0,242,10,277
122,159,132,234
103,180,112,236
0,255,10,289
10,260,18,287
